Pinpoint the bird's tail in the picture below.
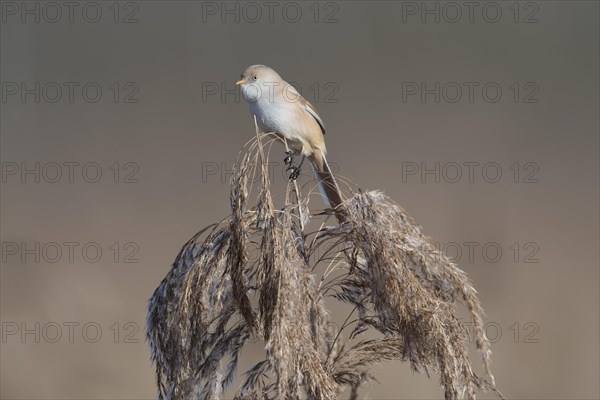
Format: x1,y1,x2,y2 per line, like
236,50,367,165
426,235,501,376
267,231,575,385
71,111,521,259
310,152,346,222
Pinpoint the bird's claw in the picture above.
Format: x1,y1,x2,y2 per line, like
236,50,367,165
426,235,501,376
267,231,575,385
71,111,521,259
287,166,301,181
284,151,294,167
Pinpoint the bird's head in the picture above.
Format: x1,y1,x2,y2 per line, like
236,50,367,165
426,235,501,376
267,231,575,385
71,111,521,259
236,65,283,102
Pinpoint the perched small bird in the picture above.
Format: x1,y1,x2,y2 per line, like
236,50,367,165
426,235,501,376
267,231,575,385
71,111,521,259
236,65,344,214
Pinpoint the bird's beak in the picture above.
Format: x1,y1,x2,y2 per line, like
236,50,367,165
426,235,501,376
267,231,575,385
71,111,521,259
236,79,245,86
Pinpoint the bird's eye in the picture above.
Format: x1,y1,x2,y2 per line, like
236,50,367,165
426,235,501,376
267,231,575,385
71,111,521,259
252,75,257,80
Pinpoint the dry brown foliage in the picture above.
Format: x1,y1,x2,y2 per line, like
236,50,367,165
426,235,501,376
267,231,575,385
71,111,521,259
146,133,503,400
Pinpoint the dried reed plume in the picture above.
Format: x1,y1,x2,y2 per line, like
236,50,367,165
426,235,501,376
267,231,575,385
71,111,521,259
146,131,503,400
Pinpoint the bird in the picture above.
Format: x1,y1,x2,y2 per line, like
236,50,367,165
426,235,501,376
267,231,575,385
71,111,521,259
236,65,345,220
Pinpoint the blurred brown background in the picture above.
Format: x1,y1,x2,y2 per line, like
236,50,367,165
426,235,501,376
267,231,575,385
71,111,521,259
1,1,598,399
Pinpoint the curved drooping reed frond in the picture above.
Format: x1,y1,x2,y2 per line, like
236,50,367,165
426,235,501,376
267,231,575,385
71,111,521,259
146,132,502,400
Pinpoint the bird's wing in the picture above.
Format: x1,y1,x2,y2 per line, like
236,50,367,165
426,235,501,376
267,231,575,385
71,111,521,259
288,85,326,135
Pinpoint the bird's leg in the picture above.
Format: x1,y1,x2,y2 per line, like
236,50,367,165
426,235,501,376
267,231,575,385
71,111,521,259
287,155,305,181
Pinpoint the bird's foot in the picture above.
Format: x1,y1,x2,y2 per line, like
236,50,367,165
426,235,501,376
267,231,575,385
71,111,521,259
284,150,294,168
287,166,301,181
